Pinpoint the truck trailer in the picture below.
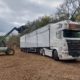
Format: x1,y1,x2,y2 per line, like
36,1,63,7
20,20,80,60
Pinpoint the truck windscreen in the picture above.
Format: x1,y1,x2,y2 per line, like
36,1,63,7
63,29,80,38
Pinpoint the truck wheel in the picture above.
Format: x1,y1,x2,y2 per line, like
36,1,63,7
40,49,45,56
27,48,31,53
6,49,15,55
52,50,59,61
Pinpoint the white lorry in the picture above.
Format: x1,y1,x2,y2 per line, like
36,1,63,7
20,20,80,60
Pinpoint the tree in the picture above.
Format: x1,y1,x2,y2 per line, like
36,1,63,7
56,0,80,21
7,35,20,48
20,16,55,35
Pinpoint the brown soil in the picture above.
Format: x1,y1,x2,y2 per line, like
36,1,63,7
0,49,80,80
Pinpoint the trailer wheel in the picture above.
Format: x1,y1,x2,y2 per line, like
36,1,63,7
6,49,15,55
52,50,59,61
26,48,28,53
40,49,45,56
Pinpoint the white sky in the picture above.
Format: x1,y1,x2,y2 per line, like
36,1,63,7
0,0,63,34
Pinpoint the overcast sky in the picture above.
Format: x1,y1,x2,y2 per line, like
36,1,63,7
0,0,63,34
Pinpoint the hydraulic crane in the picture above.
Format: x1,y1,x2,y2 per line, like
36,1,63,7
0,27,23,55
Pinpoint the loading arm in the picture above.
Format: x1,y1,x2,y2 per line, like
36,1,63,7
0,27,21,44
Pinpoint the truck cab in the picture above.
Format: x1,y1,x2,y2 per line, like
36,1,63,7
55,20,80,60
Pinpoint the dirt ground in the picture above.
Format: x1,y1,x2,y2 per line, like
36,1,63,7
0,49,80,80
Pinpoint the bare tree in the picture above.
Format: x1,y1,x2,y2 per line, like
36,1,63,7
56,0,80,21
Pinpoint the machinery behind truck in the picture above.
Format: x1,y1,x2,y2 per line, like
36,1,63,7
0,27,23,55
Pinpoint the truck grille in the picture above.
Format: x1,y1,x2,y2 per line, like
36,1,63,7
67,40,80,57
